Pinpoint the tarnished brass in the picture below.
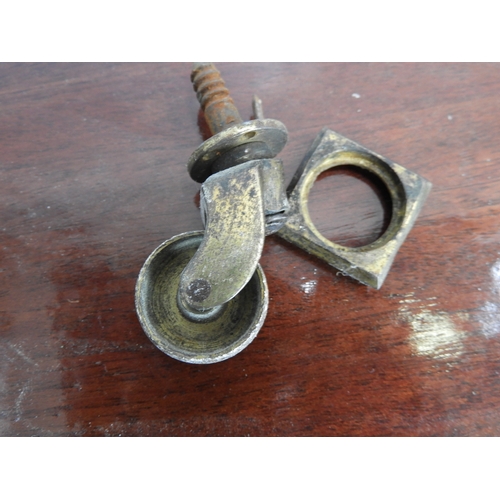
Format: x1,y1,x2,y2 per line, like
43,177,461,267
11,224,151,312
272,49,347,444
180,161,266,311
135,63,432,364
187,118,288,183
278,128,432,289
135,231,268,364
135,63,290,364
179,158,288,312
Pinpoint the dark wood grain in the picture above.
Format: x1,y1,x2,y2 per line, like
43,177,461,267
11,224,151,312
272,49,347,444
1,62,500,436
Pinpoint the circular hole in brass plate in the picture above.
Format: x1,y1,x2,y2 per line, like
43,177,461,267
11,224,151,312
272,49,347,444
307,165,393,248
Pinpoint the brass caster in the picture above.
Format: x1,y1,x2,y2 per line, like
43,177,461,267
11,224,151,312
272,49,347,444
135,63,431,364
135,231,269,364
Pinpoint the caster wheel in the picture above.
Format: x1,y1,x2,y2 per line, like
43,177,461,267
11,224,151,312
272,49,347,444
135,231,268,364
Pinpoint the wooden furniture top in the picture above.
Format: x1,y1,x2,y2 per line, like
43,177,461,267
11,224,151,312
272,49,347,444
1,62,499,436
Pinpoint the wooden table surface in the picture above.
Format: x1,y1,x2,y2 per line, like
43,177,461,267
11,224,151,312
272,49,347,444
1,62,499,436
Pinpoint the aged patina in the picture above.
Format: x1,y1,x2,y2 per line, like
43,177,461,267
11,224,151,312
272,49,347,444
135,63,431,364
278,128,432,289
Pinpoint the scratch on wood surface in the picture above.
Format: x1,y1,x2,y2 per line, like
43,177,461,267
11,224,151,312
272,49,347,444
14,383,30,422
8,343,38,366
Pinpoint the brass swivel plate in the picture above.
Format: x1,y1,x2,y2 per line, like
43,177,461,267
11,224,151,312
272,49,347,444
187,118,288,183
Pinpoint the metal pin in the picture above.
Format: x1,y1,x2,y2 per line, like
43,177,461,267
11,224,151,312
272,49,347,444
252,95,264,120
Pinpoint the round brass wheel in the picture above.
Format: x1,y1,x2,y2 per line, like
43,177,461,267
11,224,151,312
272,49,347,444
135,231,268,364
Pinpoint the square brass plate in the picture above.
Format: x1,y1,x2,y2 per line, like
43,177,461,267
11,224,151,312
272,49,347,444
278,128,432,288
